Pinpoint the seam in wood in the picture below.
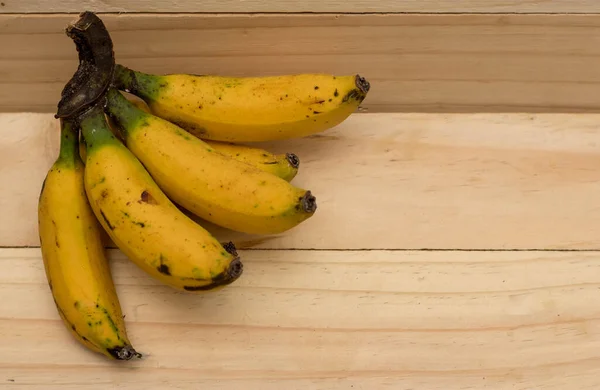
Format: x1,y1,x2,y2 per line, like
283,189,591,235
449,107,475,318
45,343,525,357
3,12,600,16
4,245,600,251
3,280,600,296
2,316,599,334
2,361,599,379
6,245,600,251
0,361,598,377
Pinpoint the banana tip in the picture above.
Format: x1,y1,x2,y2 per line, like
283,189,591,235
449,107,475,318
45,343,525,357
286,153,300,169
227,258,244,280
355,75,370,94
108,345,142,361
222,241,239,257
301,191,317,213
222,241,243,280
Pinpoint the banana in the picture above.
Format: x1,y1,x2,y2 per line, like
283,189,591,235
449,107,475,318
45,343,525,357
113,64,370,142
82,132,299,181
120,97,300,181
79,103,243,292
105,88,317,235
205,141,299,182
38,118,139,360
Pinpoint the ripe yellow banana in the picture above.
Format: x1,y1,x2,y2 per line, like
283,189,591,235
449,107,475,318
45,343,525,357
81,121,301,183
113,64,370,142
79,103,243,292
105,88,317,235
120,97,300,181
205,141,299,182
38,118,139,360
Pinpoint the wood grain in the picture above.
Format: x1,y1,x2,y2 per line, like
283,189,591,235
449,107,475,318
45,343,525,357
2,247,600,389
4,0,600,14
4,14,600,113
5,112,600,250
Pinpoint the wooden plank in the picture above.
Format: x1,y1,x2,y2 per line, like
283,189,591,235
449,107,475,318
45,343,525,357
5,112,600,250
4,0,600,14
4,14,600,113
3,247,600,388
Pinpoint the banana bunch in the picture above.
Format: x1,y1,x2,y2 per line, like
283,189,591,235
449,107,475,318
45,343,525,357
39,11,370,361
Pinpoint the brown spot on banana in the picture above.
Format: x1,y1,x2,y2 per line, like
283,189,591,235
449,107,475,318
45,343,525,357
139,190,158,205
157,264,171,275
99,210,115,230
51,220,60,248
157,254,171,275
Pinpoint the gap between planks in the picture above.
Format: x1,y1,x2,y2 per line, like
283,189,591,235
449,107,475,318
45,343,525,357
3,12,600,15
5,246,600,252
7,0,600,14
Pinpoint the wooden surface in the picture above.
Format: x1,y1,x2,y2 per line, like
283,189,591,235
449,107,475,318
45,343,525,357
5,112,600,250
3,3,600,388
3,247,600,388
6,13,600,113
4,111,600,388
5,0,600,13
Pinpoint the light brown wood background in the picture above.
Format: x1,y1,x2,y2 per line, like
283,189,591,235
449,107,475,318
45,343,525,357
4,247,600,389
5,112,600,250
4,13,600,113
3,0,600,13
4,2,600,389
4,112,600,388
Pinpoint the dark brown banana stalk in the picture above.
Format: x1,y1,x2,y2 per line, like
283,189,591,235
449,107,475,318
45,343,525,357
55,11,115,119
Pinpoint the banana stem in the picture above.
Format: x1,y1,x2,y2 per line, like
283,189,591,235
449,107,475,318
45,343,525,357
55,11,115,119
57,118,81,167
113,64,137,93
105,88,146,137
79,103,122,152
113,64,166,103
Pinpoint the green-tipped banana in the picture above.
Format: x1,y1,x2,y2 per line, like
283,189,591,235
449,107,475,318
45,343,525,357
79,103,243,292
113,64,370,142
205,141,299,182
38,118,139,360
113,97,300,181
